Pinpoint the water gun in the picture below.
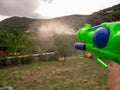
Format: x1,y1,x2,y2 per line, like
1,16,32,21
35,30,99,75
74,21,120,68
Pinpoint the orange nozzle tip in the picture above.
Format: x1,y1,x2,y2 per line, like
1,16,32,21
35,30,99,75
76,31,78,37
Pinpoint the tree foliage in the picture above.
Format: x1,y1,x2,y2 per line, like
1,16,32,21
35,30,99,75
53,34,77,59
0,30,31,55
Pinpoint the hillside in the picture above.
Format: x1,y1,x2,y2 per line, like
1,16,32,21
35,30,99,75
87,4,120,25
0,16,36,31
0,4,119,31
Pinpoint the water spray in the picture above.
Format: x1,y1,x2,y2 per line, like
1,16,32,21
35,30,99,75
64,31,76,35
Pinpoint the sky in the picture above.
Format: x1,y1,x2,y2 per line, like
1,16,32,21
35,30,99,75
0,0,119,21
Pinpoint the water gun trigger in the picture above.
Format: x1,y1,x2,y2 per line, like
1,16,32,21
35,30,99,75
94,55,108,68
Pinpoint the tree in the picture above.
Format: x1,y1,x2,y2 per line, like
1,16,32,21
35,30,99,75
54,34,76,60
0,29,31,55
0,31,11,52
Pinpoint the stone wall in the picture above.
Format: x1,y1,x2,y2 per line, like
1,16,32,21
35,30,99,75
0,52,59,67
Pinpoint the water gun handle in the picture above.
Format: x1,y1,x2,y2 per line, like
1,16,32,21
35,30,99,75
95,55,108,68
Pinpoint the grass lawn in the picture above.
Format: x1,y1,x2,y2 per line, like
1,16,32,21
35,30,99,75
0,56,110,90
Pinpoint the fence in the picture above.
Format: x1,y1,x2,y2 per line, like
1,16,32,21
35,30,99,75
0,52,59,66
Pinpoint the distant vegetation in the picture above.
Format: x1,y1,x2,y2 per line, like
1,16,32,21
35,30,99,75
0,17,36,31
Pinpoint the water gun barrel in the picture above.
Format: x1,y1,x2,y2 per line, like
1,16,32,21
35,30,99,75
75,21,120,68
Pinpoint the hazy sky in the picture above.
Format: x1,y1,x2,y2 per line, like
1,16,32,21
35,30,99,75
0,0,119,21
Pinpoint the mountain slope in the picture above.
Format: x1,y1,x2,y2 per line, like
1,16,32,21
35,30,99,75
0,4,119,31
0,16,36,31
87,4,120,25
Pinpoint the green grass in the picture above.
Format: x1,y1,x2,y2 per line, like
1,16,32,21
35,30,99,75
0,56,110,90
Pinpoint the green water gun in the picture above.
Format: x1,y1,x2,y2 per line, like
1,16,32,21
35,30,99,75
74,21,120,68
